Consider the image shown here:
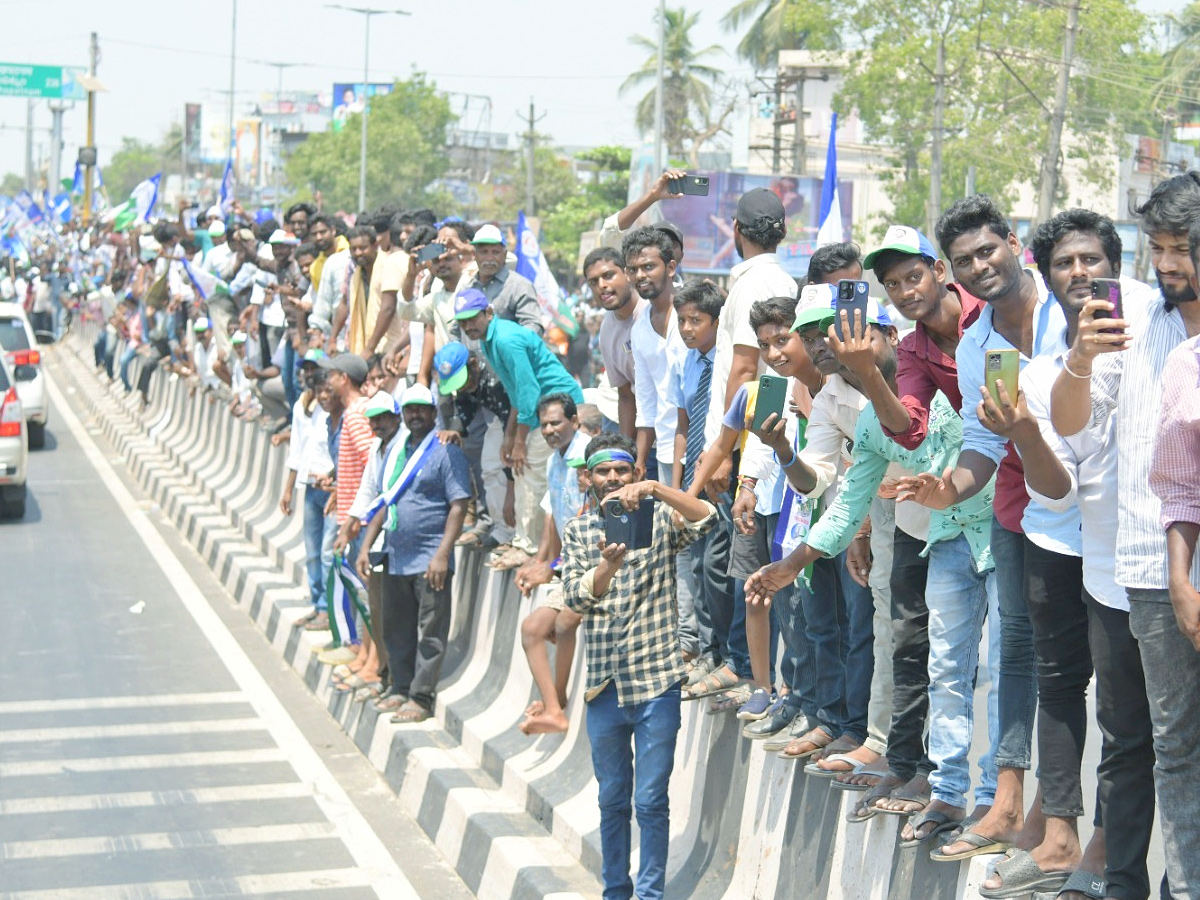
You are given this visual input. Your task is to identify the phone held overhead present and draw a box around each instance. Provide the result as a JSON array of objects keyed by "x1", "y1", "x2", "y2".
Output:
[{"x1": 666, "y1": 175, "x2": 710, "y2": 197}]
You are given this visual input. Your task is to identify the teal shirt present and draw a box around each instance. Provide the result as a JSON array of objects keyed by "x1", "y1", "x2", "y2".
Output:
[
  {"x1": 481, "y1": 315, "x2": 584, "y2": 427},
  {"x1": 806, "y1": 392, "x2": 995, "y2": 572}
]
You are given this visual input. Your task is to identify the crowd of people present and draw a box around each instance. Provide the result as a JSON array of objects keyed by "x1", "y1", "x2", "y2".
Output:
[{"x1": 20, "y1": 164, "x2": 1200, "y2": 900}]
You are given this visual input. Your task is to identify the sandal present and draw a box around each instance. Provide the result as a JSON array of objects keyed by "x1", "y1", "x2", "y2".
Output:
[
  {"x1": 832, "y1": 764, "x2": 891, "y2": 792},
  {"x1": 706, "y1": 684, "x2": 752, "y2": 714},
  {"x1": 354, "y1": 682, "x2": 384, "y2": 702},
  {"x1": 391, "y1": 702, "x2": 432, "y2": 724},
  {"x1": 455, "y1": 530, "x2": 484, "y2": 547},
  {"x1": 847, "y1": 779, "x2": 897, "y2": 823},
  {"x1": 805, "y1": 751, "x2": 865, "y2": 779},
  {"x1": 1055, "y1": 871, "x2": 1108, "y2": 900},
  {"x1": 899, "y1": 809, "x2": 962, "y2": 849},
  {"x1": 929, "y1": 828, "x2": 1013, "y2": 863},
  {"x1": 876, "y1": 782, "x2": 931, "y2": 817},
  {"x1": 977, "y1": 849, "x2": 1071, "y2": 899},
  {"x1": 779, "y1": 727, "x2": 833, "y2": 760},
  {"x1": 685, "y1": 665, "x2": 740, "y2": 700}
]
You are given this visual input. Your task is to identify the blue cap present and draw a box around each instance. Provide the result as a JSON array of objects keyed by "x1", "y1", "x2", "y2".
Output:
[
  {"x1": 452, "y1": 288, "x2": 489, "y2": 320},
  {"x1": 433, "y1": 342, "x2": 470, "y2": 395}
]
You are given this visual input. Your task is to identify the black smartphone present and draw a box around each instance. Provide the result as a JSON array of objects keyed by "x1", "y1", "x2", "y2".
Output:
[
  {"x1": 834, "y1": 279, "x2": 871, "y2": 341},
  {"x1": 666, "y1": 175, "x2": 710, "y2": 196},
  {"x1": 751, "y1": 374, "x2": 788, "y2": 431},
  {"x1": 417, "y1": 242, "x2": 447, "y2": 263},
  {"x1": 604, "y1": 498, "x2": 655, "y2": 551},
  {"x1": 1090, "y1": 278, "x2": 1123, "y2": 320}
]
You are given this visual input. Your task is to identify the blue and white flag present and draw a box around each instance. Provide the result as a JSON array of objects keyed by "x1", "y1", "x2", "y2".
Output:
[
  {"x1": 219, "y1": 155, "x2": 235, "y2": 217},
  {"x1": 363, "y1": 429, "x2": 438, "y2": 530},
  {"x1": 13, "y1": 191, "x2": 43, "y2": 225},
  {"x1": 326, "y1": 555, "x2": 370, "y2": 646},
  {"x1": 51, "y1": 192, "x2": 72, "y2": 225},
  {"x1": 111, "y1": 173, "x2": 161, "y2": 231},
  {"x1": 71, "y1": 161, "x2": 84, "y2": 195},
  {"x1": 180, "y1": 254, "x2": 229, "y2": 300},
  {"x1": 815, "y1": 112, "x2": 843, "y2": 248},
  {"x1": 514, "y1": 210, "x2": 565, "y2": 326}
]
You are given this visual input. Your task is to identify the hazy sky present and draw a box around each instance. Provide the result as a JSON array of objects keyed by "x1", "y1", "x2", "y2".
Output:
[{"x1": 0, "y1": 0, "x2": 1186, "y2": 189}]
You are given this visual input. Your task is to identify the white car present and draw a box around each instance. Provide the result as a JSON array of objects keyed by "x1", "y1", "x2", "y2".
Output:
[
  {"x1": 0, "y1": 301, "x2": 48, "y2": 449},
  {"x1": 0, "y1": 353, "x2": 27, "y2": 518}
]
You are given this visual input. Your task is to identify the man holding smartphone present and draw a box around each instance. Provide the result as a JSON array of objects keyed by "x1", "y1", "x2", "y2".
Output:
[{"x1": 560, "y1": 433, "x2": 716, "y2": 900}]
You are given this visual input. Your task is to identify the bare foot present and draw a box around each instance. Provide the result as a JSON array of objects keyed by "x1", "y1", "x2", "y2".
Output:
[
  {"x1": 901, "y1": 799, "x2": 963, "y2": 843},
  {"x1": 849, "y1": 773, "x2": 904, "y2": 821},
  {"x1": 877, "y1": 774, "x2": 931, "y2": 814},
  {"x1": 811, "y1": 735, "x2": 860, "y2": 763},
  {"x1": 938, "y1": 803, "x2": 1023, "y2": 859},
  {"x1": 818, "y1": 744, "x2": 882, "y2": 773},
  {"x1": 519, "y1": 709, "x2": 569, "y2": 735},
  {"x1": 524, "y1": 700, "x2": 545, "y2": 717},
  {"x1": 983, "y1": 820, "x2": 1082, "y2": 891}
]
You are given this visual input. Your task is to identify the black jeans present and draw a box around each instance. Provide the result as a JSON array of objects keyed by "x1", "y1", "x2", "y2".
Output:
[
  {"x1": 1024, "y1": 539, "x2": 1089, "y2": 818},
  {"x1": 886, "y1": 528, "x2": 932, "y2": 781},
  {"x1": 1087, "y1": 593, "x2": 1154, "y2": 900},
  {"x1": 381, "y1": 571, "x2": 453, "y2": 711}
]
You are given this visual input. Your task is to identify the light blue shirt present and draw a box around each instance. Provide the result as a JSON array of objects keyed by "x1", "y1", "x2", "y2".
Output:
[
  {"x1": 668, "y1": 345, "x2": 717, "y2": 413},
  {"x1": 544, "y1": 429, "x2": 591, "y2": 535}
]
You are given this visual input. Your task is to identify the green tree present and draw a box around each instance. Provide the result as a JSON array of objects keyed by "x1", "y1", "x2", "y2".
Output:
[
  {"x1": 476, "y1": 144, "x2": 581, "y2": 222},
  {"x1": 285, "y1": 74, "x2": 455, "y2": 212},
  {"x1": 540, "y1": 146, "x2": 631, "y2": 279},
  {"x1": 621, "y1": 7, "x2": 723, "y2": 160},
  {"x1": 1151, "y1": 1, "x2": 1200, "y2": 119},
  {"x1": 723, "y1": 0, "x2": 843, "y2": 69}
]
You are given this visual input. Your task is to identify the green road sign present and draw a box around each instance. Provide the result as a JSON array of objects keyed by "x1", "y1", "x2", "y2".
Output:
[{"x1": 0, "y1": 63, "x2": 87, "y2": 100}]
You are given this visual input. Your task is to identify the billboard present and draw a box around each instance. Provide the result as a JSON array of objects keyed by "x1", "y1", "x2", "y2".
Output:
[
  {"x1": 332, "y1": 82, "x2": 393, "y2": 131},
  {"x1": 184, "y1": 103, "x2": 202, "y2": 165},
  {"x1": 655, "y1": 171, "x2": 853, "y2": 278},
  {"x1": 235, "y1": 119, "x2": 262, "y2": 184}
]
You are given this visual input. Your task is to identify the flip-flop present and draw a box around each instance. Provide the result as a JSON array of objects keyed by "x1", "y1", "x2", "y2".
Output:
[
  {"x1": 876, "y1": 784, "x2": 931, "y2": 817},
  {"x1": 805, "y1": 753, "x2": 865, "y2": 779},
  {"x1": 899, "y1": 809, "x2": 962, "y2": 849},
  {"x1": 977, "y1": 849, "x2": 1071, "y2": 899},
  {"x1": 1055, "y1": 870, "x2": 1108, "y2": 900},
  {"x1": 707, "y1": 684, "x2": 752, "y2": 714},
  {"x1": 929, "y1": 828, "x2": 1013, "y2": 863},
  {"x1": 778, "y1": 727, "x2": 833, "y2": 760},
  {"x1": 846, "y1": 781, "x2": 895, "y2": 824},
  {"x1": 832, "y1": 764, "x2": 891, "y2": 792},
  {"x1": 686, "y1": 667, "x2": 741, "y2": 700}
]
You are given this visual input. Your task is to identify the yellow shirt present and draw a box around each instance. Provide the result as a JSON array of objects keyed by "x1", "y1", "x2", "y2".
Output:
[{"x1": 309, "y1": 234, "x2": 350, "y2": 297}]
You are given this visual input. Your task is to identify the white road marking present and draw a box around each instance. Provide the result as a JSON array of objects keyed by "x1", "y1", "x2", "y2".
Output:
[
  {"x1": 0, "y1": 691, "x2": 246, "y2": 714},
  {"x1": 0, "y1": 822, "x2": 338, "y2": 860},
  {"x1": 45, "y1": 374, "x2": 420, "y2": 900},
  {"x1": 0, "y1": 747, "x2": 286, "y2": 777},
  {"x1": 3, "y1": 868, "x2": 375, "y2": 899},
  {"x1": 0, "y1": 717, "x2": 266, "y2": 743},
  {"x1": 0, "y1": 782, "x2": 314, "y2": 816}
]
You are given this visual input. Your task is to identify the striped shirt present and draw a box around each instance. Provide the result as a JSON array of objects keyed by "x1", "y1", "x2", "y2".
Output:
[
  {"x1": 334, "y1": 396, "x2": 375, "y2": 526},
  {"x1": 1151, "y1": 333, "x2": 1200, "y2": 532},
  {"x1": 1090, "y1": 292, "x2": 1200, "y2": 589},
  {"x1": 561, "y1": 499, "x2": 716, "y2": 706}
]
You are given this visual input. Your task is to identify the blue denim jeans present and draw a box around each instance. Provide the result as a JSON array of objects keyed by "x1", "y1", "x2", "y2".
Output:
[
  {"x1": 800, "y1": 554, "x2": 849, "y2": 735},
  {"x1": 833, "y1": 548, "x2": 875, "y2": 742},
  {"x1": 282, "y1": 339, "x2": 300, "y2": 410},
  {"x1": 303, "y1": 486, "x2": 335, "y2": 611},
  {"x1": 926, "y1": 533, "x2": 1001, "y2": 809},
  {"x1": 771, "y1": 576, "x2": 813, "y2": 716},
  {"x1": 991, "y1": 518, "x2": 1036, "y2": 769},
  {"x1": 118, "y1": 345, "x2": 139, "y2": 391},
  {"x1": 587, "y1": 682, "x2": 682, "y2": 900}
]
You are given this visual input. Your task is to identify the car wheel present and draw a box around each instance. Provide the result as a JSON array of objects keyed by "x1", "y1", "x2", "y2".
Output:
[
  {"x1": 27, "y1": 421, "x2": 45, "y2": 450},
  {"x1": 0, "y1": 484, "x2": 25, "y2": 519}
]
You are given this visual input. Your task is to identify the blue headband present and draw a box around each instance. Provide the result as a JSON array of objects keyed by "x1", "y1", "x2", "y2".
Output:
[{"x1": 586, "y1": 449, "x2": 636, "y2": 469}]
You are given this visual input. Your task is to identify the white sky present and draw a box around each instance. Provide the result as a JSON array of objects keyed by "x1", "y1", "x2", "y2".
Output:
[{"x1": 0, "y1": 0, "x2": 1186, "y2": 187}]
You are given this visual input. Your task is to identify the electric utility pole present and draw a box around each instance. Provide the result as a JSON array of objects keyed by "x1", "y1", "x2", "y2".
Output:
[
  {"x1": 1035, "y1": 0, "x2": 1081, "y2": 225},
  {"x1": 519, "y1": 99, "x2": 546, "y2": 215}
]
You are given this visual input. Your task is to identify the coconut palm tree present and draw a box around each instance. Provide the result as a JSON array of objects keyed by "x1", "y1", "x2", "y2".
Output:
[
  {"x1": 621, "y1": 7, "x2": 724, "y2": 160},
  {"x1": 721, "y1": 0, "x2": 843, "y2": 70},
  {"x1": 1152, "y1": 1, "x2": 1200, "y2": 119}
]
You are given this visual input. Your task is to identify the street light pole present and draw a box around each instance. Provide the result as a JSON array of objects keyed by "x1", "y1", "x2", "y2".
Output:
[
  {"x1": 326, "y1": 4, "x2": 410, "y2": 212},
  {"x1": 260, "y1": 61, "x2": 300, "y2": 213}
]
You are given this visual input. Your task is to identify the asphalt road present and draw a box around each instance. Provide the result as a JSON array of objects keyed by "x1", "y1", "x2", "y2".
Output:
[{"x1": 0, "y1": 354, "x2": 474, "y2": 900}]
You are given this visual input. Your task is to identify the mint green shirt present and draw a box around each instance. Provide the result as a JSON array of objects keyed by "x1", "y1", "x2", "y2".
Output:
[{"x1": 806, "y1": 392, "x2": 994, "y2": 572}]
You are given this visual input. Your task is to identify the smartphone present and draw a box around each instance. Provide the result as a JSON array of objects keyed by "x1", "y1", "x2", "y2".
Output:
[
  {"x1": 604, "y1": 498, "x2": 655, "y2": 551},
  {"x1": 1090, "y1": 278, "x2": 1123, "y2": 320},
  {"x1": 417, "y1": 242, "x2": 446, "y2": 263},
  {"x1": 834, "y1": 279, "x2": 871, "y2": 341},
  {"x1": 183, "y1": 209, "x2": 199, "y2": 231},
  {"x1": 751, "y1": 374, "x2": 789, "y2": 431},
  {"x1": 666, "y1": 175, "x2": 710, "y2": 196},
  {"x1": 984, "y1": 348, "x2": 1019, "y2": 406}
]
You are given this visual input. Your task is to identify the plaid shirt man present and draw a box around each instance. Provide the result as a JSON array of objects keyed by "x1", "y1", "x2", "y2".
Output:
[{"x1": 561, "y1": 500, "x2": 716, "y2": 706}]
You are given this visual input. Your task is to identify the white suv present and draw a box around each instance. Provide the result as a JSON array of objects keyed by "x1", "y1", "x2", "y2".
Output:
[
  {"x1": 0, "y1": 301, "x2": 48, "y2": 449},
  {"x1": 0, "y1": 353, "x2": 27, "y2": 518}
]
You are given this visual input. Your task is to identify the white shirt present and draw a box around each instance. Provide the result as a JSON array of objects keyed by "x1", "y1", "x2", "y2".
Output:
[
  {"x1": 706, "y1": 252, "x2": 798, "y2": 441},
  {"x1": 192, "y1": 339, "x2": 221, "y2": 390},
  {"x1": 630, "y1": 304, "x2": 687, "y2": 465},
  {"x1": 285, "y1": 395, "x2": 333, "y2": 485}
]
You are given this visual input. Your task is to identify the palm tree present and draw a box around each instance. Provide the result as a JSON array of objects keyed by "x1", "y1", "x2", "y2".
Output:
[
  {"x1": 1151, "y1": 1, "x2": 1200, "y2": 119},
  {"x1": 721, "y1": 0, "x2": 842, "y2": 70},
  {"x1": 621, "y1": 7, "x2": 724, "y2": 160}
]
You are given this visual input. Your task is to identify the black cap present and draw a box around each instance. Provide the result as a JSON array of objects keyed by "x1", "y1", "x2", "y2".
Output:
[
  {"x1": 735, "y1": 188, "x2": 785, "y2": 227},
  {"x1": 654, "y1": 221, "x2": 685, "y2": 249},
  {"x1": 317, "y1": 353, "x2": 369, "y2": 384}
]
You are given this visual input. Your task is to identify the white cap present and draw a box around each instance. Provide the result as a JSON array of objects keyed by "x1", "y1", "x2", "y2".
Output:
[
  {"x1": 206, "y1": 205, "x2": 224, "y2": 221},
  {"x1": 208, "y1": 221, "x2": 227, "y2": 237},
  {"x1": 470, "y1": 223, "x2": 505, "y2": 246},
  {"x1": 268, "y1": 229, "x2": 300, "y2": 245},
  {"x1": 400, "y1": 383, "x2": 435, "y2": 407},
  {"x1": 231, "y1": 330, "x2": 247, "y2": 344}
]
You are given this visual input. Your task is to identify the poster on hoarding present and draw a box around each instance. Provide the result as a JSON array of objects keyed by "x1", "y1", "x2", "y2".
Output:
[{"x1": 332, "y1": 82, "x2": 393, "y2": 131}]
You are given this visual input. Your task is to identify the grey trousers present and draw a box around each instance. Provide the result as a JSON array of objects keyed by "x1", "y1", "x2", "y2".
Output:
[
  {"x1": 381, "y1": 571, "x2": 453, "y2": 712},
  {"x1": 1128, "y1": 590, "x2": 1200, "y2": 900}
]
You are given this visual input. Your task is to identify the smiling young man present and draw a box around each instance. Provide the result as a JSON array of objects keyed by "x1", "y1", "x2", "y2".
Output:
[
  {"x1": 1050, "y1": 174, "x2": 1200, "y2": 900},
  {"x1": 587, "y1": 247, "x2": 648, "y2": 439},
  {"x1": 560, "y1": 433, "x2": 716, "y2": 900}
]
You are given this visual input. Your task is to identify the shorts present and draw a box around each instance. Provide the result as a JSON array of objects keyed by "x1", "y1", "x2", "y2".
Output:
[
  {"x1": 535, "y1": 582, "x2": 565, "y2": 612},
  {"x1": 727, "y1": 512, "x2": 780, "y2": 581}
]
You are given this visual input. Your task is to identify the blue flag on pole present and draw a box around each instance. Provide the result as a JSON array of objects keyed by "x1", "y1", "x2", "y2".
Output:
[
  {"x1": 219, "y1": 155, "x2": 235, "y2": 217},
  {"x1": 815, "y1": 112, "x2": 843, "y2": 248},
  {"x1": 13, "y1": 191, "x2": 43, "y2": 225},
  {"x1": 71, "y1": 161, "x2": 84, "y2": 194},
  {"x1": 51, "y1": 193, "x2": 72, "y2": 225}
]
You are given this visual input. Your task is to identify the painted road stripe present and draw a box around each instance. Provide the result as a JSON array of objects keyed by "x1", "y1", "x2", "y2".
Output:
[
  {"x1": 0, "y1": 747, "x2": 287, "y2": 777},
  {"x1": 4, "y1": 868, "x2": 374, "y2": 899},
  {"x1": 0, "y1": 782, "x2": 313, "y2": 816},
  {"x1": 0, "y1": 718, "x2": 266, "y2": 744},
  {"x1": 0, "y1": 692, "x2": 245, "y2": 714},
  {"x1": 47, "y1": 364, "x2": 418, "y2": 899},
  {"x1": 0, "y1": 822, "x2": 338, "y2": 859}
]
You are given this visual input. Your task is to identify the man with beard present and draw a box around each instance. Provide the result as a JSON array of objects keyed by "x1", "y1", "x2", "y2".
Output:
[
  {"x1": 587, "y1": 246, "x2": 647, "y2": 438},
  {"x1": 284, "y1": 202, "x2": 316, "y2": 241},
  {"x1": 467, "y1": 224, "x2": 541, "y2": 334},
  {"x1": 308, "y1": 214, "x2": 352, "y2": 338},
  {"x1": 1051, "y1": 174, "x2": 1200, "y2": 900}
]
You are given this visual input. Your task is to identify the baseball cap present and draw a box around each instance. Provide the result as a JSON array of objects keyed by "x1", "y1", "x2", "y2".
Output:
[
  {"x1": 301, "y1": 348, "x2": 327, "y2": 366},
  {"x1": 192, "y1": 316, "x2": 211, "y2": 332},
  {"x1": 655, "y1": 221, "x2": 685, "y2": 249},
  {"x1": 400, "y1": 383, "x2": 436, "y2": 407},
  {"x1": 862, "y1": 225, "x2": 938, "y2": 272},
  {"x1": 317, "y1": 353, "x2": 369, "y2": 383},
  {"x1": 433, "y1": 342, "x2": 470, "y2": 395},
  {"x1": 452, "y1": 288, "x2": 489, "y2": 320},
  {"x1": 206, "y1": 205, "x2": 224, "y2": 221},
  {"x1": 231, "y1": 330, "x2": 248, "y2": 345},
  {"x1": 471, "y1": 224, "x2": 505, "y2": 246},
  {"x1": 791, "y1": 283, "x2": 894, "y2": 332},
  {"x1": 268, "y1": 229, "x2": 300, "y2": 245},
  {"x1": 363, "y1": 390, "x2": 401, "y2": 418},
  {"x1": 207, "y1": 221, "x2": 227, "y2": 238},
  {"x1": 735, "y1": 188, "x2": 785, "y2": 227}
]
